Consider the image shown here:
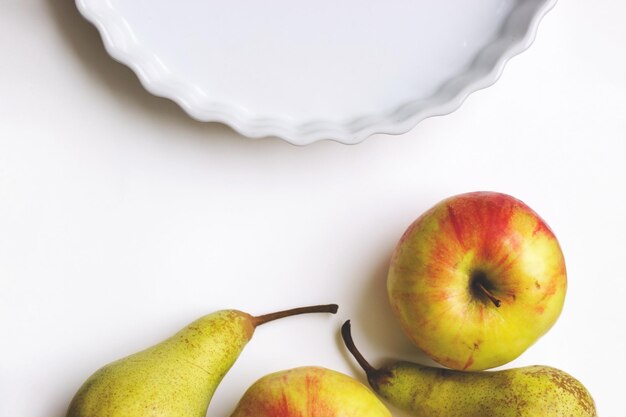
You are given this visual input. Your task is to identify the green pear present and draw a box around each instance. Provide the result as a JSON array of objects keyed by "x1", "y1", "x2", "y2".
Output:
[
  {"x1": 66, "y1": 304, "x2": 338, "y2": 417},
  {"x1": 341, "y1": 321, "x2": 597, "y2": 417},
  {"x1": 229, "y1": 366, "x2": 392, "y2": 417}
]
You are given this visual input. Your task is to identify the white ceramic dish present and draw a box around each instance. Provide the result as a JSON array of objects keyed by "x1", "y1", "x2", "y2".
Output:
[{"x1": 76, "y1": 0, "x2": 556, "y2": 145}]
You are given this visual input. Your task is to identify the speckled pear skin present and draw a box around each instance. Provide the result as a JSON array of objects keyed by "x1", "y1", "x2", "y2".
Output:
[
  {"x1": 66, "y1": 310, "x2": 255, "y2": 417},
  {"x1": 230, "y1": 366, "x2": 393, "y2": 417},
  {"x1": 341, "y1": 321, "x2": 596, "y2": 417},
  {"x1": 373, "y1": 362, "x2": 597, "y2": 417}
]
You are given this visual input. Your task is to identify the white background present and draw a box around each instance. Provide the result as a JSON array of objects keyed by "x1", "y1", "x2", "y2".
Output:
[{"x1": 1, "y1": 1, "x2": 625, "y2": 417}]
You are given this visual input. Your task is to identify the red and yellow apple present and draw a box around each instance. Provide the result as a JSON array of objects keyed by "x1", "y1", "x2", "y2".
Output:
[
  {"x1": 387, "y1": 192, "x2": 567, "y2": 371},
  {"x1": 229, "y1": 366, "x2": 391, "y2": 417}
]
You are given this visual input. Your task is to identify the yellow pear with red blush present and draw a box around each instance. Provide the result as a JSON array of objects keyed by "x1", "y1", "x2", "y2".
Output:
[
  {"x1": 229, "y1": 366, "x2": 392, "y2": 417},
  {"x1": 387, "y1": 192, "x2": 567, "y2": 371}
]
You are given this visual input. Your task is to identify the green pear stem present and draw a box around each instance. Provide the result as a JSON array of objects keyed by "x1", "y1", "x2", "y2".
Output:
[
  {"x1": 476, "y1": 282, "x2": 502, "y2": 307},
  {"x1": 252, "y1": 304, "x2": 338, "y2": 327}
]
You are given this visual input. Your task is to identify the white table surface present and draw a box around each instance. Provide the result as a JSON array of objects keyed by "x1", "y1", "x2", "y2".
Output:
[{"x1": 1, "y1": 1, "x2": 625, "y2": 416}]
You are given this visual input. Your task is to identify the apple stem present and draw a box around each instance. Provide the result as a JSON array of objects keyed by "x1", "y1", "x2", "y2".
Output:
[
  {"x1": 476, "y1": 282, "x2": 501, "y2": 307},
  {"x1": 341, "y1": 320, "x2": 384, "y2": 378},
  {"x1": 252, "y1": 304, "x2": 338, "y2": 327}
]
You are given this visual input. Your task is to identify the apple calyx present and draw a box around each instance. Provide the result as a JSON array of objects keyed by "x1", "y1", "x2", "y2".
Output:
[
  {"x1": 252, "y1": 304, "x2": 339, "y2": 327},
  {"x1": 341, "y1": 320, "x2": 392, "y2": 390},
  {"x1": 470, "y1": 270, "x2": 502, "y2": 308}
]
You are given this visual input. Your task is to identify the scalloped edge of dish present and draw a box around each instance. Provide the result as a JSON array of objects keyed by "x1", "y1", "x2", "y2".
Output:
[{"x1": 76, "y1": 0, "x2": 557, "y2": 145}]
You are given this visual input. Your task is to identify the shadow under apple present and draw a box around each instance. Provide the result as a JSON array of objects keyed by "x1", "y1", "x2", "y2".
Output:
[
  {"x1": 353, "y1": 250, "x2": 439, "y2": 367},
  {"x1": 332, "y1": 249, "x2": 440, "y2": 417}
]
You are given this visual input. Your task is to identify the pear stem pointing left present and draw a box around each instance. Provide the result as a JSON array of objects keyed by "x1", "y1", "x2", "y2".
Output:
[
  {"x1": 341, "y1": 320, "x2": 377, "y2": 376},
  {"x1": 341, "y1": 320, "x2": 393, "y2": 391},
  {"x1": 252, "y1": 304, "x2": 338, "y2": 327}
]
